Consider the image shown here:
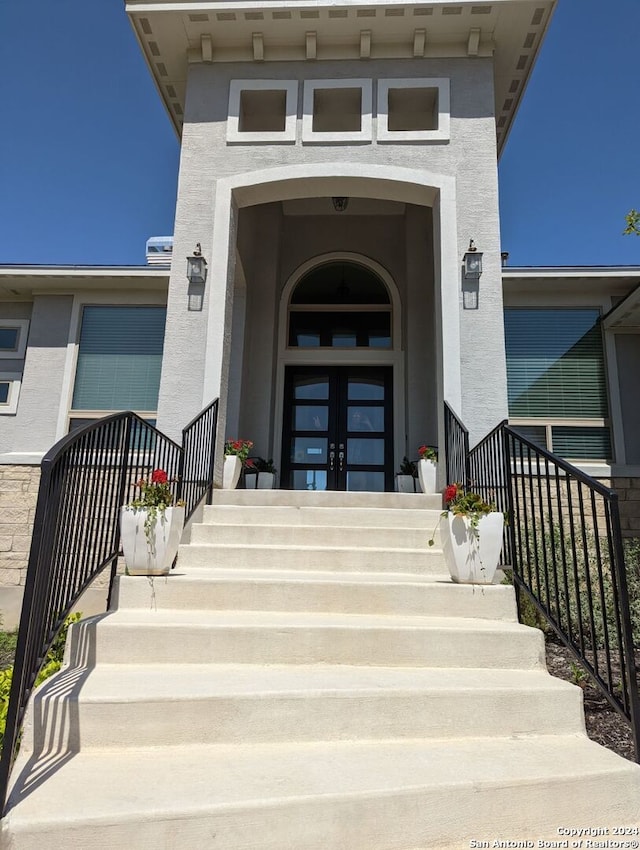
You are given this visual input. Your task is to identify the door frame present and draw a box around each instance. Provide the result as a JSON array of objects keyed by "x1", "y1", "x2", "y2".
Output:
[
  {"x1": 273, "y1": 252, "x2": 404, "y2": 484},
  {"x1": 282, "y1": 364, "x2": 394, "y2": 491}
]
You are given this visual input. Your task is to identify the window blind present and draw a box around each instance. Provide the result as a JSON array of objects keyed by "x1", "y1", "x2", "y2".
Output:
[
  {"x1": 504, "y1": 309, "x2": 607, "y2": 418},
  {"x1": 72, "y1": 306, "x2": 166, "y2": 411}
]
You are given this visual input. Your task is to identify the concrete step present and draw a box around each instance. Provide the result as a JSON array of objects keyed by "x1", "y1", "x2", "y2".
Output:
[
  {"x1": 210, "y1": 489, "x2": 442, "y2": 509},
  {"x1": 190, "y1": 522, "x2": 438, "y2": 550},
  {"x1": 178, "y1": 541, "x2": 445, "y2": 573},
  {"x1": 203, "y1": 503, "x2": 443, "y2": 529},
  {"x1": 29, "y1": 664, "x2": 585, "y2": 750},
  {"x1": 5, "y1": 737, "x2": 640, "y2": 849},
  {"x1": 66, "y1": 610, "x2": 545, "y2": 668},
  {"x1": 113, "y1": 570, "x2": 517, "y2": 620}
]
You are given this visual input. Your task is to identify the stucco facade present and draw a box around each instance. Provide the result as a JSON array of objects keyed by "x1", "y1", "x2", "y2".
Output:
[{"x1": 2, "y1": 0, "x2": 640, "y2": 622}]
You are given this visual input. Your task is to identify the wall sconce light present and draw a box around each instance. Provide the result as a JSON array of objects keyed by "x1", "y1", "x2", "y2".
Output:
[
  {"x1": 186, "y1": 243, "x2": 208, "y2": 285},
  {"x1": 331, "y1": 197, "x2": 349, "y2": 212},
  {"x1": 463, "y1": 239, "x2": 483, "y2": 279}
]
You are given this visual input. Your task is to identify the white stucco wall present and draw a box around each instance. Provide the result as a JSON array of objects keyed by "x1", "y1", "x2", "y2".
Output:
[
  {"x1": 0, "y1": 302, "x2": 33, "y2": 456},
  {"x1": 157, "y1": 56, "x2": 507, "y2": 446},
  {"x1": 10, "y1": 296, "x2": 73, "y2": 455}
]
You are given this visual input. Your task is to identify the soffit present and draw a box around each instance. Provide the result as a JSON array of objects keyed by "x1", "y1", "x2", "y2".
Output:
[
  {"x1": 0, "y1": 267, "x2": 169, "y2": 298},
  {"x1": 126, "y1": 0, "x2": 556, "y2": 154},
  {"x1": 602, "y1": 283, "x2": 640, "y2": 332}
]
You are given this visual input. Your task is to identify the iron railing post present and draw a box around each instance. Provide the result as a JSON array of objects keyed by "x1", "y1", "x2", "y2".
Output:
[{"x1": 610, "y1": 495, "x2": 640, "y2": 762}]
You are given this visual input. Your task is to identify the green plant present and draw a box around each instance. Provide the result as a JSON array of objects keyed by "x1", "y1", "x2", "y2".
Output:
[
  {"x1": 428, "y1": 483, "x2": 499, "y2": 547},
  {"x1": 569, "y1": 661, "x2": 589, "y2": 689},
  {"x1": 399, "y1": 456, "x2": 417, "y2": 477},
  {"x1": 418, "y1": 445, "x2": 437, "y2": 462},
  {"x1": 224, "y1": 439, "x2": 253, "y2": 464},
  {"x1": 517, "y1": 518, "x2": 640, "y2": 651},
  {"x1": 253, "y1": 457, "x2": 277, "y2": 474},
  {"x1": 127, "y1": 468, "x2": 182, "y2": 552},
  {"x1": 0, "y1": 612, "x2": 81, "y2": 753}
]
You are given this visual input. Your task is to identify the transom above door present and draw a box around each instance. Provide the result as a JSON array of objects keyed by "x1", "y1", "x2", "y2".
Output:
[{"x1": 282, "y1": 366, "x2": 393, "y2": 492}]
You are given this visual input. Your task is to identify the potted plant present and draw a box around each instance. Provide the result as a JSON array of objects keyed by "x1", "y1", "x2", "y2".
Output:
[
  {"x1": 243, "y1": 457, "x2": 258, "y2": 489},
  {"x1": 429, "y1": 482, "x2": 504, "y2": 584},
  {"x1": 120, "y1": 468, "x2": 185, "y2": 576},
  {"x1": 396, "y1": 456, "x2": 418, "y2": 493},
  {"x1": 255, "y1": 457, "x2": 277, "y2": 489},
  {"x1": 223, "y1": 439, "x2": 253, "y2": 489},
  {"x1": 417, "y1": 445, "x2": 438, "y2": 494}
]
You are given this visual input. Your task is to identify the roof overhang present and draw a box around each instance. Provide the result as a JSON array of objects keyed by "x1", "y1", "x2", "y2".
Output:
[
  {"x1": 503, "y1": 267, "x2": 640, "y2": 315},
  {"x1": 602, "y1": 283, "x2": 640, "y2": 332},
  {"x1": 125, "y1": 0, "x2": 556, "y2": 155},
  {"x1": 0, "y1": 266, "x2": 170, "y2": 298}
]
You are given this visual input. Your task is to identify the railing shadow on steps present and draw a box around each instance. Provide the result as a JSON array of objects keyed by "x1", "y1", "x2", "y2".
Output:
[
  {"x1": 443, "y1": 403, "x2": 640, "y2": 763},
  {"x1": 0, "y1": 399, "x2": 219, "y2": 814}
]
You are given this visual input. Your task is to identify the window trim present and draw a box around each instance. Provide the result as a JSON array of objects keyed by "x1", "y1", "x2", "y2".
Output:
[
  {"x1": 0, "y1": 374, "x2": 21, "y2": 415},
  {"x1": 0, "y1": 320, "x2": 29, "y2": 359}
]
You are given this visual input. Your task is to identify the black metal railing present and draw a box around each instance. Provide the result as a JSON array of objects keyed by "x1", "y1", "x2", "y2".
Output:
[
  {"x1": 178, "y1": 398, "x2": 219, "y2": 520},
  {"x1": 466, "y1": 419, "x2": 513, "y2": 566},
  {"x1": 457, "y1": 417, "x2": 640, "y2": 762},
  {"x1": 0, "y1": 403, "x2": 219, "y2": 811},
  {"x1": 443, "y1": 402, "x2": 469, "y2": 487}
]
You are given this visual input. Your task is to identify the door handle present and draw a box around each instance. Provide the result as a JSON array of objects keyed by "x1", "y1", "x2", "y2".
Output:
[
  {"x1": 329, "y1": 443, "x2": 336, "y2": 471},
  {"x1": 338, "y1": 443, "x2": 345, "y2": 471}
]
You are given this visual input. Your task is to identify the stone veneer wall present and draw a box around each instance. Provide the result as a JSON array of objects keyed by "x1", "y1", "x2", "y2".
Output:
[
  {"x1": 0, "y1": 464, "x2": 112, "y2": 629},
  {"x1": 613, "y1": 477, "x2": 640, "y2": 537},
  {"x1": 0, "y1": 465, "x2": 40, "y2": 589}
]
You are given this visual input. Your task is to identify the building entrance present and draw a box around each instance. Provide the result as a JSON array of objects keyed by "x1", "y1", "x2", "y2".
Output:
[{"x1": 282, "y1": 365, "x2": 393, "y2": 491}]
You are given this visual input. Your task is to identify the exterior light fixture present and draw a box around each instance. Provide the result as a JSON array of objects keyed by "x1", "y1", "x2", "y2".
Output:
[
  {"x1": 186, "y1": 243, "x2": 207, "y2": 285},
  {"x1": 463, "y1": 239, "x2": 483, "y2": 279},
  {"x1": 331, "y1": 197, "x2": 349, "y2": 213}
]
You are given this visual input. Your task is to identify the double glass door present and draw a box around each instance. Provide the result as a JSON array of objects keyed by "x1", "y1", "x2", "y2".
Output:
[{"x1": 282, "y1": 366, "x2": 393, "y2": 491}]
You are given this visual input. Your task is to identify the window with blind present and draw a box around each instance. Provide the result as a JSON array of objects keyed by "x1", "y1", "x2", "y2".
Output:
[
  {"x1": 504, "y1": 308, "x2": 610, "y2": 460},
  {"x1": 70, "y1": 306, "x2": 166, "y2": 428}
]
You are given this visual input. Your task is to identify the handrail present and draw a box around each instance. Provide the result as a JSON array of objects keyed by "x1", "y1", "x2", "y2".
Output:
[
  {"x1": 0, "y1": 402, "x2": 220, "y2": 812},
  {"x1": 459, "y1": 415, "x2": 640, "y2": 762},
  {"x1": 179, "y1": 398, "x2": 219, "y2": 522},
  {"x1": 443, "y1": 401, "x2": 469, "y2": 487}
]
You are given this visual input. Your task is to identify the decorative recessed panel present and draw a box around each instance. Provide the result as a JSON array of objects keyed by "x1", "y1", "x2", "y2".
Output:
[
  {"x1": 377, "y1": 78, "x2": 450, "y2": 143},
  {"x1": 227, "y1": 80, "x2": 298, "y2": 144}
]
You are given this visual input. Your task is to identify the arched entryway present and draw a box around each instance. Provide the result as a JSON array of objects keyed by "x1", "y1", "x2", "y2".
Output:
[{"x1": 279, "y1": 258, "x2": 398, "y2": 491}]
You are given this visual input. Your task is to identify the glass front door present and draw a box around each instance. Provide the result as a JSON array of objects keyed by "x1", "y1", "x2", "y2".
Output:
[{"x1": 282, "y1": 366, "x2": 393, "y2": 491}]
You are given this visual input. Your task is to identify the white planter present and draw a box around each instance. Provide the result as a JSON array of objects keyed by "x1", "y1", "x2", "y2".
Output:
[
  {"x1": 120, "y1": 505, "x2": 185, "y2": 576},
  {"x1": 257, "y1": 471, "x2": 275, "y2": 489},
  {"x1": 396, "y1": 474, "x2": 416, "y2": 493},
  {"x1": 442, "y1": 511, "x2": 504, "y2": 584},
  {"x1": 244, "y1": 472, "x2": 258, "y2": 489},
  {"x1": 418, "y1": 459, "x2": 437, "y2": 494},
  {"x1": 223, "y1": 454, "x2": 242, "y2": 489}
]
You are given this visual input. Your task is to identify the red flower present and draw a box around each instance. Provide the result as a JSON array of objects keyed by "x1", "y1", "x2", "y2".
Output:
[
  {"x1": 151, "y1": 469, "x2": 168, "y2": 484},
  {"x1": 444, "y1": 483, "x2": 458, "y2": 504}
]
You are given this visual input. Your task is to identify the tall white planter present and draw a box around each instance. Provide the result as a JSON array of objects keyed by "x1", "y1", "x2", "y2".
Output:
[
  {"x1": 417, "y1": 459, "x2": 437, "y2": 494},
  {"x1": 223, "y1": 455, "x2": 242, "y2": 489},
  {"x1": 442, "y1": 511, "x2": 504, "y2": 584},
  {"x1": 396, "y1": 475, "x2": 416, "y2": 493},
  {"x1": 257, "y1": 471, "x2": 275, "y2": 489},
  {"x1": 120, "y1": 505, "x2": 185, "y2": 576}
]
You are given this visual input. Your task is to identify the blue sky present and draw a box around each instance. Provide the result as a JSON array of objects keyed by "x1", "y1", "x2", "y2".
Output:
[{"x1": 0, "y1": 0, "x2": 638, "y2": 267}]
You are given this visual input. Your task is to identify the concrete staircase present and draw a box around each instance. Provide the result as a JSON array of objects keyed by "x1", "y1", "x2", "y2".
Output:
[{"x1": 2, "y1": 490, "x2": 639, "y2": 849}]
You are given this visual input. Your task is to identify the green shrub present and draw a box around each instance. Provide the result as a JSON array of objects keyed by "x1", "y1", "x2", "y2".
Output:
[
  {"x1": 515, "y1": 518, "x2": 640, "y2": 652},
  {"x1": 0, "y1": 612, "x2": 82, "y2": 753}
]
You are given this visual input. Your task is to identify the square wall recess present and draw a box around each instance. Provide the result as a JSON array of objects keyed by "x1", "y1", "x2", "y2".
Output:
[
  {"x1": 227, "y1": 80, "x2": 298, "y2": 143},
  {"x1": 377, "y1": 78, "x2": 450, "y2": 143},
  {"x1": 303, "y1": 79, "x2": 372, "y2": 143}
]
